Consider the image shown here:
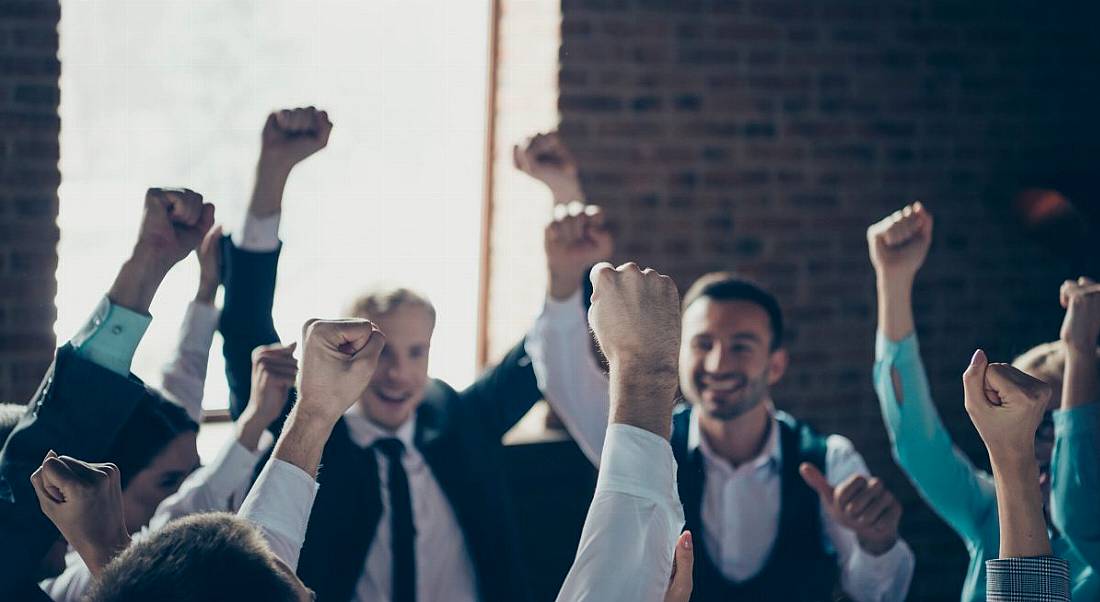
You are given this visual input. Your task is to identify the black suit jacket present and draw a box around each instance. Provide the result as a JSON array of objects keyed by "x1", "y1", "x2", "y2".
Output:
[
  {"x1": 0, "y1": 346, "x2": 155, "y2": 599},
  {"x1": 219, "y1": 239, "x2": 541, "y2": 602}
]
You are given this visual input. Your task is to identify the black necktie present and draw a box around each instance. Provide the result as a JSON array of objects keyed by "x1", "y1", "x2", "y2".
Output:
[{"x1": 375, "y1": 438, "x2": 416, "y2": 602}]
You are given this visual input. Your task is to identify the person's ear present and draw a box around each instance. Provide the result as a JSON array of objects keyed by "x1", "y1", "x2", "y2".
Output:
[{"x1": 767, "y1": 348, "x2": 788, "y2": 385}]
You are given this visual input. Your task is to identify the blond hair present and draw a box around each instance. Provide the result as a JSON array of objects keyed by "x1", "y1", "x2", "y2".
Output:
[{"x1": 345, "y1": 286, "x2": 437, "y2": 326}]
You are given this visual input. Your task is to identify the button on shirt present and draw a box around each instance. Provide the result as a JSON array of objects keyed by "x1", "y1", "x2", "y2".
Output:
[{"x1": 343, "y1": 406, "x2": 479, "y2": 602}]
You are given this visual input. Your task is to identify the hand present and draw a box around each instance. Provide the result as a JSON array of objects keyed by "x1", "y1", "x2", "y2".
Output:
[
  {"x1": 589, "y1": 262, "x2": 681, "y2": 438},
  {"x1": 30, "y1": 452, "x2": 130, "y2": 576},
  {"x1": 800, "y1": 464, "x2": 901, "y2": 556},
  {"x1": 1060, "y1": 277, "x2": 1100, "y2": 354},
  {"x1": 238, "y1": 342, "x2": 299, "y2": 450},
  {"x1": 514, "y1": 131, "x2": 584, "y2": 204},
  {"x1": 664, "y1": 532, "x2": 694, "y2": 602},
  {"x1": 545, "y1": 203, "x2": 614, "y2": 299},
  {"x1": 589, "y1": 262, "x2": 680, "y2": 372},
  {"x1": 137, "y1": 187, "x2": 216, "y2": 271},
  {"x1": 297, "y1": 319, "x2": 386, "y2": 423},
  {"x1": 867, "y1": 202, "x2": 933, "y2": 284},
  {"x1": 963, "y1": 350, "x2": 1052, "y2": 459},
  {"x1": 194, "y1": 224, "x2": 223, "y2": 304},
  {"x1": 260, "y1": 107, "x2": 333, "y2": 170}
]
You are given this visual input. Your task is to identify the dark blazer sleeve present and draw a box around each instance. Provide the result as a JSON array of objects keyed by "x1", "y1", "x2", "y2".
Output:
[
  {"x1": 0, "y1": 346, "x2": 151, "y2": 596},
  {"x1": 458, "y1": 338, "x2": 542, "y2": 441},
  {"x1": 218, "y1": 236, "x2": 286, "y2": 419}
]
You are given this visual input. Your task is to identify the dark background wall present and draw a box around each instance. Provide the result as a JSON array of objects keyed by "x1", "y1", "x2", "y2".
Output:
[
  {"x1": 0, "y1": 1, "x2": 59, "y2": 406},
  {"x1": 557, "y1": 1, "x2": 1100, "y2": 599}
]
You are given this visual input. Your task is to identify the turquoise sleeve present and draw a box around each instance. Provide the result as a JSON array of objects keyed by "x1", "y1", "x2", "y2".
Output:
[{"x1": 70, "y1": 297, "x2": 152, "y2": 377}]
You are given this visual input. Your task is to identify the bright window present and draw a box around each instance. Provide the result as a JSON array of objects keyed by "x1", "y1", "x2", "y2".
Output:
[{"x1": 57, "y1": 1, "x2": 491, "y2": 411}]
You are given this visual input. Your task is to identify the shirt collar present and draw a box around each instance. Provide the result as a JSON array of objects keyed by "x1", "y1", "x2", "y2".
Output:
[
  {"x1": 689, "y1": 405, "x2": 782, "y2": 476},
  {"x1": 343, "y1": 404, "x2": 417, "y2": 450}
]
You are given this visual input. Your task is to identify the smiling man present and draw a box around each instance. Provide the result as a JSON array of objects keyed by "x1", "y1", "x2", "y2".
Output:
[
  {"x1": 519, "y1": 133, "x2": 915, "y2": 602},
  {"x1": 218, "y1": 108, "x2": 543, "y2": 602}
]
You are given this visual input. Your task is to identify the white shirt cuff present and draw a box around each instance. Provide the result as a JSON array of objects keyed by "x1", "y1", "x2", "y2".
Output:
[
  {"x1": 598, "y1": 424, "x2": 680, "y2": 513},
  {"x1": 847, "y1": 538, "x2": 915, "y2": 600},
  {"x1": 232, "y1": 211, "x2": 281, "y2": 252},
  {"x1": 238, "y1": 458, "x2": 319, "y2": 569},
  {"x1": 178, "y1": 301, "x2": 220, "y2": 353}
]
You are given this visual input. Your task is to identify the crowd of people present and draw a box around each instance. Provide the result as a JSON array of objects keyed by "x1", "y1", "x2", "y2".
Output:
[{"x1": 0, "y1": 106, "x2": 1096, "y2": 601}]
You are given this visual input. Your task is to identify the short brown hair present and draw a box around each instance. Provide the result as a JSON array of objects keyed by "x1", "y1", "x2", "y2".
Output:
[
  {"x1": 1013, "y1": 340, "x2": 1100, "y2": 384},
  {"x1": 345, "y1": 286, "x2": 436, "y2": 326},
  {"x1": 87, "y1": 513, "x2": 300, "y2": 602},
  {"x1": 682, "y1": 272, "x2": 784, "y2": 351}
]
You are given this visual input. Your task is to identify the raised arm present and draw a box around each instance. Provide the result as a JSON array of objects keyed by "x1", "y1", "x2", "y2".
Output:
[
  {"x1": 239, "y1": 318, "x2": 384, "y2": 569},
  {"x1": 159, "y1": 225, "x2": 223, "y2": 422},
  {"x1": 556, "y1": 262, "x2": 686, "y2": 602},
  {"x1": 868, "y1": 203, "x2": 994, "y2": 541},
  {"x1": 526, "y1": 203, "x2": 615, "y2": 464},
  {"x1": 221, "y1": 107, "x2": 331, "y2": 417},
  {"x1": 1051, "y1": 277, "x2": 1100, "y2": 569},
  {"x1": 963, "y1": 353, "x2": 1071, "y2": 600}
]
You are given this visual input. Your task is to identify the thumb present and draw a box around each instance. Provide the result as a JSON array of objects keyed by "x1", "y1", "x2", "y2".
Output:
[
  {"x1": 799, "y1": 462, "x2": 834, "y2": 503},
  {"x1": 962, "y1": 349, "x2": 989, "y2": 406},
  {"x1": 665, "y1": 531, "x2": 694, "y2": 602},
  {"x1": 351, "y1": 329, "x2": 386, "y2": 364}
]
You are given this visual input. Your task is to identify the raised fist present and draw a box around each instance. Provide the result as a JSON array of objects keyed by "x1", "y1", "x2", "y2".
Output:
[
  {"x1": 30, "y1": 452, "x2": 130, "y2": 575},
  {"x1": 195, "y1": 224, "x2": 223, "y2": 304},
  {"x1": 963, "y1": 350, "x2": 1052, "y2": 457},
  {"x1": 514, "y1": 131, "x2": 583, "y2": 204},
  {"x1": 546, "y1": 202, "x2": 614, "y2": 299},
  {"x1": 1060, "y1": 277, "x2": 1100, "y2": 354},
  {"x1": 867, "y1": 202, "x2": 933, "y2": 282},
  {"x1": 245, "y1": 342, "x2": 298, "y2": 429},
  {"x1": 588, "y1": 262, "x2": 680, "y2": 373},
  {"x1": 138, "y1": 187, "x2": 215, "y2": 270},
  {"x1": 260, "y1": 106, "x2": 333, "y2": 169},
  {"x1": 297, "y1": 318, "x2": 386, "y2": 422},
  {"x1": 800, "y1": 464, "x2": 901, "y2": 556}
]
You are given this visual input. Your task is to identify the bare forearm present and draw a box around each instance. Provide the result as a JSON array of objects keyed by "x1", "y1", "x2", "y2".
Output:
[
  {"x1": 270, "y1": 405, "x2": 335, "y2": 478},
  {"x1": 550, "y1": 180, "x2": 585, "y2": 206},
  {"x1": 107, "y1": 253, "x2": 171, "y2": 315},
  {"x1": 548, "y1": 271, "x2": 585, "y2": 301},
  {"x1": 608, "y1": 364, "x2": 677, "y2": 440},
  {"x1": 249, "y1": 155, "x2": 292, "y2": 218},
  {"x1": 1062, "y1": 349, "x2": 1099, "y2": 411},
  {"x1": 991, "y1": 449, "x2": 1051, "y2": 558},
  {"x1": 235, "y1": 408, "x2": 272, "y2": 453},
  {"x1": 77, "y1": 531, "x2": 131, "y2": 577},
  {"x1": 876, "y1": 276, "x2": 916, "y2": 342}
]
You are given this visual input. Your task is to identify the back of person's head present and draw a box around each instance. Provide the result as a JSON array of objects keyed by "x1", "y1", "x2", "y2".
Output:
[
  {"x1": 346, "y1": 285, "x2": 437, "y2": 326},
  {"x1": 108, "y1": 394, "x2": 198, "y2": 488},
  {"x1": 86, "y1": 512, "x2": 301, "y2": 602},
  {"x1": 1013, "y1": 340, "x2": 1100, "y2": 403},
  {"x1": 0, "y1": 403, "x2": 27, "y2": 445},
  {"x1": 682, "y1": 272, "x2": 785, "y2": 351}
]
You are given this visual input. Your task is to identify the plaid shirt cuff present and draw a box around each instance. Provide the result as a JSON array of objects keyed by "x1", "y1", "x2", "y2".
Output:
[{"x1": 986, "y1": 556, "x2": 1070, "y2": 602}]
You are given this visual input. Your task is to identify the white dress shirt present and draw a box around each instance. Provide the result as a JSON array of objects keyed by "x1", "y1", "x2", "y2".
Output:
[
  {"x1": 239, "y1": 456, "x2": 320, "y2": 570},
  {"x1": 343, "y1": 405, "x2": 480, "y2": 602},
  {"x1": 527, "y1": 292, "x2": 915, "y2": 602},
  {"x1": 556, "y1": 423, "x2": 685, "y2": 602},
  {"x1": 158, "y1": 300, "x2": 221, "y2": 423}
]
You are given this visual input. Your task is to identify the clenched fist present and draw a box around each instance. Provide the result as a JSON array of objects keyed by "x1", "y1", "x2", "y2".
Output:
[
  {"x1": 963, "y1": 350, "x2": 1052, "y2": 458},
  {"x1": 138, "y1": 187, "x2": 215, "y2": 270},
  {"x1": 867, "y1": 202, "x2": 933, "y2": 283},
  {"x1": 260, "y1": 106, "x2": 333, "y2": 169},
  {"x1": 1060, "y1": 277, "x2": 1100, "y2": 354},
  {"x1": 589, "y1": 262, "x2": 680, "y2": 372},
  {"x1": 800, "y1": 464, "x2": 902, "y2": 556},
  {"x1": 297, "y1": 318, "x2": 386, "y2": 423},
  {"x1": 515, "y1": 131, "x2": 584, "y2": 204},
  {"x1": 30, "y1": 452, "x2": 130, "y2": 576},
  {"x1": 238, "y1": 342, "x2": 299, "y2": 448},
  {"x1": 546, "y1": 202, "x2": 613, "y2": 299}
]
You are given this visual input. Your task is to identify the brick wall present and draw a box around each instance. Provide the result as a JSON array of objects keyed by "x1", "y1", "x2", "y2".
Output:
[
  {"x1": 0, "y1": 1, "x2": 60, "y2": 405},
  {"x1": 557, "y1": 1, "x2": 1100, "y2": 599}
]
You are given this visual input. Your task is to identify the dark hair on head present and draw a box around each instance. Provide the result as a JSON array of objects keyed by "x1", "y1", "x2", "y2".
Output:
[
  {"x1": 87, "y1": 512, "x2": 301, "y2": 602},
  {"x1": 682, "y1": 272, "x2": 785, "y2": 351},
  {"x1": 0, "y1": 403, "x2": 28, "y2": 446},
  {"x1": 107, "y1": 394, "x2": 198, "y2": 488}
]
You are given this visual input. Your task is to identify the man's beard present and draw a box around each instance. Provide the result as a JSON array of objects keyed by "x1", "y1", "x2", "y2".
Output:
[{"x1": 695, "y1": 371, "x2": 771, "y2": 421}]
